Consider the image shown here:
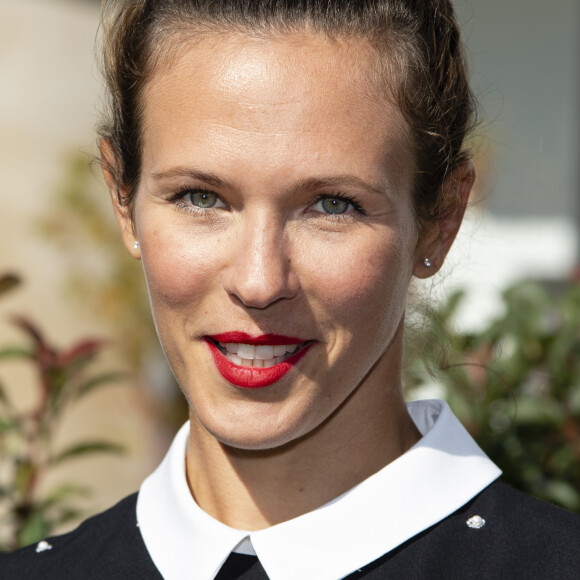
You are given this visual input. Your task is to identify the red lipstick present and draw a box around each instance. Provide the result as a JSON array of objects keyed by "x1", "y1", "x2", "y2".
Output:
[
  {"x1": 205, "y1": 333, "x2": 312, "y2": 389},
  {"x1": 209, "y1": 332, "x2": 304, "y2": 345}
]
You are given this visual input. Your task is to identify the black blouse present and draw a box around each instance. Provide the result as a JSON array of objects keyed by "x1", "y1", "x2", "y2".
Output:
[{"x1": 2, "y1": 480, "x2": 580, "y2": 579}]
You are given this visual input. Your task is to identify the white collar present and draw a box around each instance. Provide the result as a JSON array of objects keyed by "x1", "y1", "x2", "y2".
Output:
[{"x1": 137, "y1": 400, "x2": 501, "y2": 580}]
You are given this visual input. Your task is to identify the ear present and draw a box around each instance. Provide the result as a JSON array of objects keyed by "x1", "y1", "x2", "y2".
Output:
[
  {"x1": 99, "y1": 139, "x2": 141, "y2": 260},
  {"x1": 413, "y1": 160, "x2": 475, "y2": 279}
]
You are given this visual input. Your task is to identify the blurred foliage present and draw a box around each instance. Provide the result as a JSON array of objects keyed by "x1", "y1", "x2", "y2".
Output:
[
  {"x1": 0, "y1": 276, "x2": 125, "y2": 551},
  {"x1": 405, "y1": 279, "x2": 580, "y2": 513},
  {"x1": 38, "y1": 153, "x2": 186, "y2": 428},
  {"x1": 38, "y1": 154, "x2": 154, "y2": 370}
]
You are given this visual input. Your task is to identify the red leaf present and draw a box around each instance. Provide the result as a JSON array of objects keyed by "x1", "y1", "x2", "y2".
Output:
[
  {"x1": 12, "y1": 316, "x2": 56, "y2": 372},
  {"x1": 12, "y1": 316, "x2": 45, "y2": 346},
  {"x1": 55, "y1": 340, "x2": 103, "y2": 368}
]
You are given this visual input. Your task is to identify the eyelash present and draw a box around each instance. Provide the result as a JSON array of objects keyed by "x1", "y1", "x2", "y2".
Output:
[
  {"x1": 168, "y1": 187, "x2": 221, "y2": 214},
  {"x1": 310, "y1": 193, "x2": 367, "y2": 217},
  {"x1": 168, "y1": 188, "x2": 367, "y2": 217}
]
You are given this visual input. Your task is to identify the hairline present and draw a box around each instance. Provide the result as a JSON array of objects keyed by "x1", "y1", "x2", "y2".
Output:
[{"x1": 132, "y1": 20, "x2": 416, "y2": 205}]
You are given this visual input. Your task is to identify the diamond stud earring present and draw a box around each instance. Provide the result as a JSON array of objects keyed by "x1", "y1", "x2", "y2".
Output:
[
  {"x1": 424, "y1": 258, "x2": 432, "y2": 267},
  {"x1": 133, "y1": 241, "x2": 140, "y2": 250}
]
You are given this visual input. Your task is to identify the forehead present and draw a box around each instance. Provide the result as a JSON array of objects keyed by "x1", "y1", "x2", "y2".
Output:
[{"x1": 140, "y1": 31, "x2": 412, "y2": 189}]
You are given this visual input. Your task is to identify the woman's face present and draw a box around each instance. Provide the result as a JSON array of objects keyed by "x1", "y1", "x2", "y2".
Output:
[{"x1": 114, "y1": 32, "x2": 428, "y2": 450}]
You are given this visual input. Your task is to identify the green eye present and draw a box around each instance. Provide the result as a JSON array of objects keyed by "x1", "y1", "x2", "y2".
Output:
[
  {"x1": 320, "y1": 197, "x2": 349, "y2": 214},
  {"x1": 189, "y1": 190, "x2": 218, "y2": 208}
]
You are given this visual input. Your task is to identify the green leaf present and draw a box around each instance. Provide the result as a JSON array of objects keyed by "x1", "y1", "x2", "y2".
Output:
[
  {"x1": 15, "y1": 461, "x2": 35, "y2": 496},
  {"x1": 0, "y1": 346, "x2": 33, "y2": 360},
  {"x1": 0, "y1": 417, "x2": 17, "y2": 433},
  {"x1": 0, "y1": 379, "x2": 13, "y2": 408},
  {"x1": 51, "y1": 507, "x2": 83, "y2": 527},
  {"x1": 512, "y1": 397, "x2": 564, "y2": 426},
  {"x1": 440, "y1": 289, "x2": 466, "y2": 320},
  {"x1": 541, "y1": 481, "x2": 580, "y2": 512},
  {"x1": 17, "y1": 511, "x2": 50, "y2": 548},
  {"x1": 50, "y1": 441, "x2": 125, "y2": 466},
  {"x1": 75, "y1": 371, "x2": 127, "y2": 399}
]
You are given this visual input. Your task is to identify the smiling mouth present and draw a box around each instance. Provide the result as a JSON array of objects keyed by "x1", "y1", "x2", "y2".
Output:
[
  {"x1": 204, "y1": 333, "x2": 313, "y2": 388},
  {"x1": 209, "y1": 340, "x2": 305, "y2": 368}
]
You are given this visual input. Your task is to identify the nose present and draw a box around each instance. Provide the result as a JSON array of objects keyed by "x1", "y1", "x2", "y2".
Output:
[{"x1": 222, "y1": 214, "x2": 300, "y2": 309}]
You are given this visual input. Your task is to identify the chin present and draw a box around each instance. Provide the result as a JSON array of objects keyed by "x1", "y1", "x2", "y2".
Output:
[
  {"x1": 210, "y1": 427, "x2": 304, "y2": 453},
  {"x1": 194, "y1": 402, "x2": 314, "y2": 453}
]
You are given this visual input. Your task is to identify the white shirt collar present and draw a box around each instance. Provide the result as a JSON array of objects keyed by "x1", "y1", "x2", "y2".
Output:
[{"x1": 137, "y1": 400, "x2": 501, "y2": 580}]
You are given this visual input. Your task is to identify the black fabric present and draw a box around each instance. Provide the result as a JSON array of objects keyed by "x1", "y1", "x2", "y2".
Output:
[
  {"x1": 347, "y1": 482, "x2": 580, "y2": 579},
  {"x1": 214, "y1": 553, "x2": 268, "y2": 580},
  {"x1": 1, "y1": 481, "x2": 579, "y2": 579},
  {"x1": 0, "y1": 494, "x2": 162, "y2": 580}
]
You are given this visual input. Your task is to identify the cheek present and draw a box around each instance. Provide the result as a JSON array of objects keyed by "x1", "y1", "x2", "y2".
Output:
[
  {"x1": 301, "y1": 229, "x2": 413, "y2": 328},
  {"x1": 138, "y1": 223, "x2": 221, "y2": 311}
]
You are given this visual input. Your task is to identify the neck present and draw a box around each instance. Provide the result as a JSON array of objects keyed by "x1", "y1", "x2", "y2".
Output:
[{"x1": 185, "y1": 352, "x2": 420, "y2": 530}]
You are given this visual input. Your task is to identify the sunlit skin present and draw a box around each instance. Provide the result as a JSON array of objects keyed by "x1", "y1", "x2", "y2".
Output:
[{"x1": 104, "y1": 31, "x2": 474, "y2": 530}]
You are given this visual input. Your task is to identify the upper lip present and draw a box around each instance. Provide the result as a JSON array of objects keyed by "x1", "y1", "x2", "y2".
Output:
[{"x1": 207, "y1": 332, "x2": 307, "y2": 345}]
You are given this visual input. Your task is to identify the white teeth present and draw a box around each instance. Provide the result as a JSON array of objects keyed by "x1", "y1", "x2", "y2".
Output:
[
  {"x1": 255, "y1": 345, "x2": 274, "y2": 360},
  {"x1": 273, "y1": 344, "x2": 286, "y2": 356},
  {"x1": 237, "y1": 344, "x2": 256, "y2": 359},
  {"x1": 218, "y1": 341, "x2": 305, "y2": 367},
  {"x1": 225, "y1": 355, "x2": 286, "y2": 368}
]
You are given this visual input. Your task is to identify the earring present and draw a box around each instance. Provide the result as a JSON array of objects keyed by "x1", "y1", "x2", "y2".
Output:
[
  {"x1": 133, "y1": 241, "x2": 140, "y2": 250},
  {"x1": 424, "y1": 258, "x2": 432, "y2": 267}
]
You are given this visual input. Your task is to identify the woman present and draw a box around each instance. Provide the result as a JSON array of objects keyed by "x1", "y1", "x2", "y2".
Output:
[{"x1": 3, "y1": 0, "x2": 580, "y2": 578}]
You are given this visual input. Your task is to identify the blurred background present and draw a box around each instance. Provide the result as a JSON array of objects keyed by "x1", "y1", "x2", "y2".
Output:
[{"x1": 0, "y1": 0, "x2": 578, "y2": 548}]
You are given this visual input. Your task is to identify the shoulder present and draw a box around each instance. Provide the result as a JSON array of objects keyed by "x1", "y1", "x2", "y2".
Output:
[
  {"x1": 0, "y1": 493, "x2": 162, "y2": 580},
  {"x1": 453, "y1": 480, "x2": 580, "y2": 561},
  {"x1": 356, "y1": 481, "x2": 580, "y2": 579},
  {"x1": 470, "y1": 479, "x2": 580, "y2": 534}
]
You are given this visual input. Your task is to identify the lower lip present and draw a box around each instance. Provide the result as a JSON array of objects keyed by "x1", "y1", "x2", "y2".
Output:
[{"x1": 205, "y1": 339, "x2": 312, "y2": 389}]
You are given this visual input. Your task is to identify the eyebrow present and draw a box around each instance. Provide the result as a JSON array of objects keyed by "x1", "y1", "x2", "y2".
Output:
[
  {"x1": 150, "y1": 167, "x2": 387, "y2": 198},
  {"x1": 151, "y1": 168, "x2": 233, "y2": 189},
  {"x1": 292, "y1": 176, "x2": 386, "y2": 198}
]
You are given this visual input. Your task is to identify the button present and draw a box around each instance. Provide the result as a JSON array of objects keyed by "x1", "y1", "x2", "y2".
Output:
[
  {"x1": 35, "y1": 540, "x2": 53, "y2": 553},
  {"x1": 466, "y1": 515, "x2": 486, "y2": 529}
]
